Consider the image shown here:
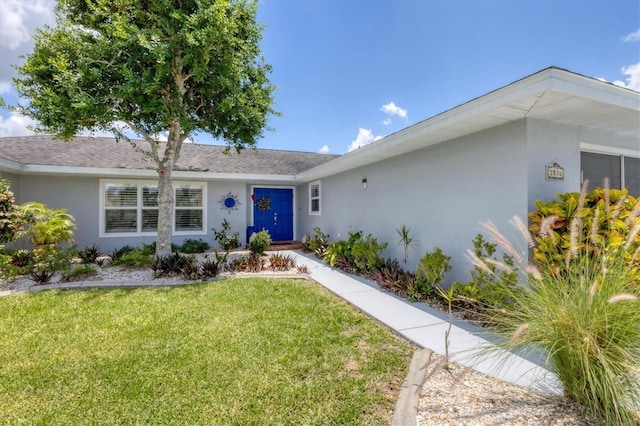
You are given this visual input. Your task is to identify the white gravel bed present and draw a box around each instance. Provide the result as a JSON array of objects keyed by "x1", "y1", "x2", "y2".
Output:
[
  {"x1": 0, "y1": 251, "x2": 304, "y2": 293},
  {"x1": 416, "y1": 352, "x2": 602, "y2": 425}
]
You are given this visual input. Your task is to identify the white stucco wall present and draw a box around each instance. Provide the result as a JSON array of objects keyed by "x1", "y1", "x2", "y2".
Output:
[
  {"x1": 526, "y1": 119, "x2": 582, "y2": 210},
  {"x1": 9, "y1": 175, "x2": 250, "y2": 251},
  {"x1": 526, "y1": 118, "x2": 640, "y2": 209},
  {"x1": 298, "y1": 120, "x2": 529, "y2": 284},
  {"x1": 10, "y1": 175, "x2": 103, "y2": 250}
]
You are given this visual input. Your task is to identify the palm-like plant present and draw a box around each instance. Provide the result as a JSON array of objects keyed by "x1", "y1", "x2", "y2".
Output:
[
  {"x1": 396, "y1": 225, "x2": 418, "y2": 267},
  {"x1": 21, "y1": 202, "x2": 76, "y2": 247}
]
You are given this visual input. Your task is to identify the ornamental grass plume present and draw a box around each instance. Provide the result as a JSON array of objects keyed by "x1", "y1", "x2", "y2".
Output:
[{"x1": 476, "y1": 183, "x2": 640, "y2": 425}]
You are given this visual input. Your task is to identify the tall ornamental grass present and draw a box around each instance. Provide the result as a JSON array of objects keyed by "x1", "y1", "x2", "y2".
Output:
[{"x1": 474, "y1": 184, "x2": 640, "y2": 425}]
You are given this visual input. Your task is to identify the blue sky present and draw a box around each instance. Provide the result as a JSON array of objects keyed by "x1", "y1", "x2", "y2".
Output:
[{"x1": 1, "y1": 0, "x2": 639, "y2": 154}]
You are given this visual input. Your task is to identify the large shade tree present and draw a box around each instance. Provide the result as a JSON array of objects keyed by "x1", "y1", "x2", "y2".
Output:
[{"x1": 13, "y1": 0, "x2": 276, "y2": 256}]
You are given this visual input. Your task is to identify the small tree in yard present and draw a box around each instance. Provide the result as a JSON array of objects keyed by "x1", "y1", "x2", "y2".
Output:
[
  {"x1": 0, "y1": 177, "x2": 25, "y2": 245},
  {"x1": 13, "y1": 0, "x2": 276, "y2": 257}
]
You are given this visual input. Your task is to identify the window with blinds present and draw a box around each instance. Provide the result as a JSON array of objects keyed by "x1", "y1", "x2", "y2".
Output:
[
  {"x1": 175, "y1": 186, "x2": 204, "y2": 231},
  {"x1": 581, "y1": 152, "x2": 640, "y2": 197},
  {"x1": 104, "y1": 184, "x2": 139, "y2": 233},
  {"x1": 309, "y1": 180, "x2": 321, "y2": 215},
  {"x1": 101, "y1": 180, "x2": 206, "y2": 236}
]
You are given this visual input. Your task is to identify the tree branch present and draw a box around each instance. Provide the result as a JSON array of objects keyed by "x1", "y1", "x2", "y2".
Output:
[{"x1": 123, "y1": 120, "x2": 160, "y2": 164}]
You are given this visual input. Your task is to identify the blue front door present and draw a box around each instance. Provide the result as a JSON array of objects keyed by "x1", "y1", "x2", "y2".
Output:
[{"x1": 253, "y1": 188, "x2": 293, "y2": 241}]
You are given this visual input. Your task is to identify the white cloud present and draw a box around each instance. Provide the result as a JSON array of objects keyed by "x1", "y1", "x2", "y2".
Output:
[
  {"x1": 319, "y1": 144, "x2": 330, "y2": 154},
  {"x1": 0, "y1": 1, "x2": 55, "y2": 100},
  {"x1": 621, "y1": 29, "x2": 640, "y2": 42},
  {"x1": 347, "y1": 128, "x2": 383, "y2": 152},
  {"x1": 381, "y1": 118, "x2": 392, "y2": 126},
  {"x1": 0, "y1": 82, "x2": 11, "y2": 95},
  {"x1": 0, "y1": 111, "x2": 37, "y2": 137},
  {"x1": 0, "y1": 1, "x2": 54, "y2": 50},
  {"x1": 612, "y1": 62, "x2": 640, "y2": 92},
  {"x1": 380, "y1": 102, "x2": 407, "y2": 119}
]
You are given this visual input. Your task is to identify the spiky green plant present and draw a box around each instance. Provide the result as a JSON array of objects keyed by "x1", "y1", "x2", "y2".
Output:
[
  {"x1": 477, "y1": 185, "x2": 640, "y2": 425},
  {"x1": 396, "y1": 225, "x2": 418, "y2": 267}
]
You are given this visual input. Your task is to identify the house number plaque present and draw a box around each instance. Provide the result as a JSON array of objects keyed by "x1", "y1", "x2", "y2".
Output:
[{"x1": 545, "y1": 162, "x2": 564, "y2": 181}]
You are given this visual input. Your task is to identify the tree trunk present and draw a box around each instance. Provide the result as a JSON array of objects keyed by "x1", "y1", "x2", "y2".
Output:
[
  {"x1": 156, "y1": 164, "x2": 174, "y2": 257},
  {"x1": 156, "y1": 56, "x2": 187, "y2": 258},
  {"x1": 156, "y1": 126, "x2": 182, "y2": 258}
]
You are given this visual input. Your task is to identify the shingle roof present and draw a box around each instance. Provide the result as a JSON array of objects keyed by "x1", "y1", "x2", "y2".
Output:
[{"x1": 0, "y1": 135, "x2": 339, "y2": 175}]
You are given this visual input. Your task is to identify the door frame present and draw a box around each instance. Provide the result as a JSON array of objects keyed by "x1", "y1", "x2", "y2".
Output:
[{"x1": 249, "y1": 185, "x2": 296, "y2": 241}]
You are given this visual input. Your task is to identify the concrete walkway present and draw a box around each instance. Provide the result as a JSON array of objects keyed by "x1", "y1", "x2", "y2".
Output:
[
  {"x1": 290, "y1": 251, "x2": 562, "y2": 395},
  {"x1": 1, "y1": 249, "x2": 561, "y2": 395}
]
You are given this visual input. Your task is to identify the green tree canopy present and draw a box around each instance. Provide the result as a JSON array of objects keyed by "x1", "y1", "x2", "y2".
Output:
[{"x1": 13, "y1": 0, "x2": 277, "y2": 255}]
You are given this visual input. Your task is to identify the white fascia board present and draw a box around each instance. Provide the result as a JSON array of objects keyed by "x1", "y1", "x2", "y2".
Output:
[
  {"x1": 12, "y1": 164, "x2": 297, "y2": 183},
  {"x1": 20, "y1": 165, "x2": 157, "y2": 177},
  {"x1": 172, "y1": 170, "x2": 297, "y2": 182},
  {"x1": 546, "y1": 69, "x2": 640, "y2": 110},
  {"x1": 0, "y1": 157, "x2": 23, "y2": 173}
]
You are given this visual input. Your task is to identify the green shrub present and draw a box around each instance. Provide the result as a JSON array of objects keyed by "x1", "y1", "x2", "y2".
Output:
[
  {"x1": 108, "y1": 246, "x2": 134, "y2": 263},
  {"x1": 323, "y1": 230, "x2": 387, "y2": 273},
  {"x1": 302, "y1": 227, "x2": 329, "y2": 258},
  {"x1": 21, "y1": 202, "x2": 75, "y2": 247},
  {"x1": 249, "y1": 230, "x2": 271, "y2": 256},
  {"x1": 529, "y1": 186, "x2": 639, "y2": 274},
  {"x1": 323, "y1": 230, "x2": 362, "y2": 269},
  {"x1": 180, "y1": 238, "x2": 210, "y2": 254},
  {"x1": 139, "y1": 243, "x2": 157, "y2": 256},
  {"x1": 30, "y1": 247, "x2": 72, "y2": 285},
  {"x1": 10, "y1": 249, "x2": 34, "y2": 268},
  {"x1": 0, "y1": 176, "x2": 25, "y2": 245},
  {"x1": 0, "y1": 254, "x2": 20, "y2": 280},
  {"x1": 351, "y1": 234, "x2": 387, "y2": 272},
  {"x1": 61, "y1": 264, "x2": 97, "y2": 282},
  {"x1": 111, "y1": 248, "x2": 153, "y2": 268},
  {"x1": 212, "y1": 219, "x2": 240, "y2": 251},
  {"x1": 454, "y1": 233, "x2": 520, "y2": 311},
  {"x1": 415, "y1": 247, "x2": 451, "y2": 297},
  {"x1": 480, "y1": 187, "x2": 640, "y2": 425}
]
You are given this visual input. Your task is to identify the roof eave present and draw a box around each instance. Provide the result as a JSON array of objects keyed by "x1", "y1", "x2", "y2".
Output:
[
  {"x1": 0, "y1": 157, "x2": 24, "y2": 174},
  {"x1": 295, "y1": 68, "x2": 640, "y2": 183},
  {"x1": 0, "y1": 164, "x2": 297, "y2": 183}
]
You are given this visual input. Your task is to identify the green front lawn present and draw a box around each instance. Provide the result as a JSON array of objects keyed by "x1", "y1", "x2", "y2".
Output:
[{"x1": 0, "y1": 278, "x2": 414, "y2": 425}]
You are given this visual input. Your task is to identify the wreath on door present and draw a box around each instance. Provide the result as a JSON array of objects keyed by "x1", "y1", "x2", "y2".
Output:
[{"x1": 257, "y1": 197, "x2": 271, "y2": 212}]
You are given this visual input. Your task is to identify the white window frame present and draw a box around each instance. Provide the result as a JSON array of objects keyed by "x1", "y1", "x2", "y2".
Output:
[
  {"x1": 309, "y1": 180, "x2": 321, "y2": 215},
  {"x1": 580, "y1": 143, "x2": 640, "y2": 194},
  {"x1": 99, "y1": 179, "x2": 207, "y2": 238}
]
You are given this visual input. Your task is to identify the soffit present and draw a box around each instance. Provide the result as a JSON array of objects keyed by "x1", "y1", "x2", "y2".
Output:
[{"x1": 526, "y1": 91, "x2": 640, "y2": 137}]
